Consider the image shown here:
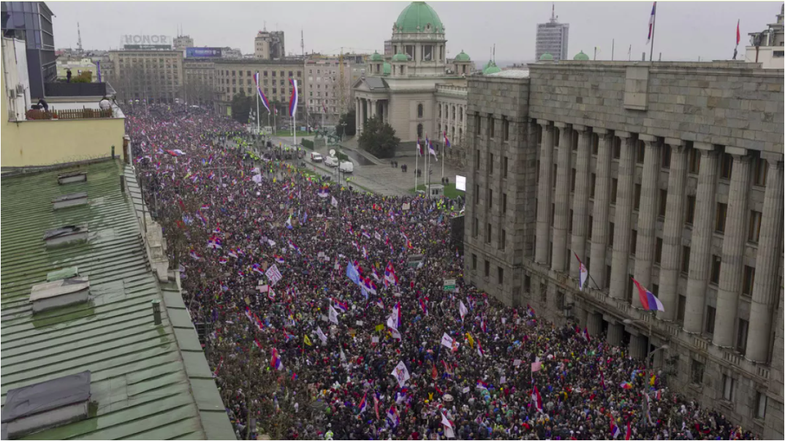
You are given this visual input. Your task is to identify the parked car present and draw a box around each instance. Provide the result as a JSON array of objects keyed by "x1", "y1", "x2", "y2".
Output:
[
  {"x1": 339, "y1": 161, "x2": 354, "y2": 173},
  {"x1": 311, "y1": 152, "x2": 324, "y2": 162},
  {"x1": 324, "y1": 156, "x2": 339, "y2": 167}
]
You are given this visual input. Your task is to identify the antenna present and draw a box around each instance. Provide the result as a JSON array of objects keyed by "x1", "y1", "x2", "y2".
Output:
[
  {"x1": 493, "y1": 44, "x2": 496, "y2": 62},
  {"x1": 301, "y1": 29, "x2": 304, "y2": 58},
  {"x1": 77, "y1": 22, "x2": 82, "y2": 52}
]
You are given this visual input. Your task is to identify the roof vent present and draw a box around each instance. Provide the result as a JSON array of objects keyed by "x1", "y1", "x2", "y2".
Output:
[
  {"x1": 47, "y1": 267, "x2": 79, "y2": 282},
  {"x1": 57, "y1": 172, "x2": 87, "y2": 185},
  {"x1": 30, "y1": 276, "x2": 90, "y2": 313},
  {"x1": 1, "y1": 371, "x2": 91, "y2": 439},
  {"x1": 52, "y1": 192, "x2": 88, "y2": 210},
  {"x1": 43, "y1": 224, "x2": 88, "y2": 248}
]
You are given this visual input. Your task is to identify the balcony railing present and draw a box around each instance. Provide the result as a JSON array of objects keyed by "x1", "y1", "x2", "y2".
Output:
[
  {"x1": 25, "y1": 108, "x2": 114, "y2": 120},
  {"x1": 44, "y1": 82, "x2": 108, "y2": 97}
]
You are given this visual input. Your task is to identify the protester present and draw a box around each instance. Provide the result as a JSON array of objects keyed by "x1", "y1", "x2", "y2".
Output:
[{"x1": 127, "y1": 103, "x2": 756, "y2": 441}]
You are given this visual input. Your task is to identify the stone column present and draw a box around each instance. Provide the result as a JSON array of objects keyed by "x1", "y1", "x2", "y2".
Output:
[
  {"x1": 629, "y1": 334, "x2": 648, "y2": 359},
  {"x1": 552, "y1": 122, "x2": 572, "y2": 272},
  {"x1": 658, "y1": 140, "x2": 687, "y2": 321},
  {"x1": 371, "y1": 99, "x2": 377, "y2": 120},
  {"x1": 535, "y1": 122, "x2": 554, "y2": 265},
  {"x1": 355, "y1": 98, "x2": 360, "y2": 133},
  {"x1": 610, "y1": 132, "x2": 635, "y2": 300},
  {"x1": 714, "y1": 149, "x2": 752, "y2": 347},
  {"x1": 607, "y1": 322, "x2": 624, "y2": 346},
  {"x1": 633, "y1": 134, "x2": 661, "y2": 308},
  {"x1": 684, "y1": 144, "x2": 719, "y2": 334},
  {"x1": 570, "y1": 125, "x2": 592, "y2": 280},
  {"x1": 746, "y1": 154, "x2": 784, "y2": 362},
  {"x1": 590, "y1": 130, "x2": 613, "y2": 289},
  {"x1": 587, "y1": 312, "x2": 603, "y2": 338}
]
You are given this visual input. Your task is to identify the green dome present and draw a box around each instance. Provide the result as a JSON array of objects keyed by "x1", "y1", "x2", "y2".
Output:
[
  {"x1": 392, "y1": 53, "x2": 409, "y2": 62},
  {"x1": 370, "y1": 51, "x2": 384, "y2": 62},
  {"x1": 573, "y1": 51, "x2": 589, "y2": 61},
  {"x1": 482, "y1": 60, "x2": 501, "y2": 75},
  {"x1": 394, "y1": 2, "x2": 444, "y2": 33},
  {"x1": 539, "y1": 53, "x2": 554, "y2": 61},
  {"x1": 454, "y1": 50, "x2": 471, "y2": 62},
  {"x1": 383, "y1": 62, "x2": 391, "y2": 75}
]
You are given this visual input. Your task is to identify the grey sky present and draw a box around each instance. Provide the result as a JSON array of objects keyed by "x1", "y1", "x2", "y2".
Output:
[{"x1": 52, "y1": 1, "x2": 781, "y2": 63}]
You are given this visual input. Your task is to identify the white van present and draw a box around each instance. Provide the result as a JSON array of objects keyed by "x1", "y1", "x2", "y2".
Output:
[
  {"x1": 339, "y1": 161, "x2": 354, "y2": 173},
  {"x1": 324, "y1": 156, "x2": 339, "y2": 167}
]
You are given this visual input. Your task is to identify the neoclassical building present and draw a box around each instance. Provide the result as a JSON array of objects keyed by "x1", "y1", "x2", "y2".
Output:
[{"x1": 353, "y1": 1, "x2": 474, "y2": 151}]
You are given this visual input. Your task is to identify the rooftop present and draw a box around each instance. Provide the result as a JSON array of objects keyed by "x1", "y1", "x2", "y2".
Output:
[{"x1": 0, "y1": 160, "x2": 234, "y2": 439}]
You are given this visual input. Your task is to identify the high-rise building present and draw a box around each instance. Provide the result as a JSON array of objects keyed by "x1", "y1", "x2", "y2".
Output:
[
  {"x1": 254, "y1": 30, "x2": 285, "y2": 60},
  {"x1": 173, "y1": 34, "x2": 194, "y2": 51},
  {"x1": 463, "y1": 58, "x2": 783, "y2": 440},
  {"x1": 535, "y1": 5, "x2": 569, "y2": 61},
  {"x1": 304, "y1": 53, "x2": 366, "y2": 127},
  {"x1": 1, "y1": 1, "x2": 56, "y2": 99},
  {"x1": 108, "y1": 49, "x2": 184, "y2": 103},
  {"x1": 383, "y1": 40, "x2": 393, "y2": 57},
  {"x1": 745, "y1": 5, "x2": 784, "y2": 69}
]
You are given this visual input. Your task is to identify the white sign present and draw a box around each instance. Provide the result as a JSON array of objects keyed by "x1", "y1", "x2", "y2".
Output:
[
  {"x1": 402, "y1": 203, "x2": 410, "y2": 211},
  {"x1": 455, "y1": 175, "x2": 466, "y2": 191},
  {"x1": 265, "y1": 264, "x2": 283, "y2": 286}
]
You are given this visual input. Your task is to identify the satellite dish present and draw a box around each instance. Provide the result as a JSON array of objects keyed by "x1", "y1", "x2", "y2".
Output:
[{"x1": 329, "y1": 149, "x2": 336, "y2": 157}]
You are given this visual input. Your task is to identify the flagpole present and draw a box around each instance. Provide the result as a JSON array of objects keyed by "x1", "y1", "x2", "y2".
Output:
[
  {"x1": 649, "y1": 4, "x2": 657, "y2": 62},
  {"x1": 441, "y1": 142, "x2": 444, "y2": 181},
  {"x1": 415, "y1": 141, "x2": 419, "y2": 193}
]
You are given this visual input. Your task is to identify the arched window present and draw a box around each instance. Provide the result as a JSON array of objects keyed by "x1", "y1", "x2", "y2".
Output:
[
  {"x1": 417, "y1": 104, "x2": 424, "y2": 118},
  {"x1": 438, "y1": 105, "x2": 442, "y2": 118},
  {"x1": 417, "y1": 124, "x2": 423, "y2": 138}
]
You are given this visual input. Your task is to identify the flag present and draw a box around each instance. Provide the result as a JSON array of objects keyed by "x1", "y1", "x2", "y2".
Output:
[
  {"x1": 625, "y1": 420, "x2": 632, "y2": 440},
  {"x1": 362, "y1": 246, "x2": 368, "y2": 259},
  {"x1": 386, "y1": 405, "x2": 400, "y2": 428},
  {"x1": 466, "y1": 332, "x2": 475, "y2": 348},
  {"x1": 391, "y1": 360, "x2": 410, "y2": 388},
  {"x1": 443, "y1": 131, "x2": 451, "y2": 148},
  {"x1": 384, "y1": 262, "x2": 398, "y2": 286},
  {"x1": 288, "y1": 239, "x2": 300, "y2": 253},
  {"x1": 317, "y1": 187, "x2": 329, "y2": 198},
  {"x1": 477, "y1": 338, "x2": 485, "y2": 357},
  {"x1": 611, "y1": 420, "x2": 621, "y2": 439},
  {"x1": 419, "y1": 297, "x2": 428, "y2": 316},
  {"x1": 286, "y1": 214, "x2": 293, "y2": 230},
  {"x1": 531, "y1": 385, "x2": 543, "y2": 412},
  {"x1": 328, "y1": 305, "x2": 339, "y2": 324},
  {"x1": 271, "y1": 348, "x2": 283, "y2": 370},
  {"x1": 481, "y1": 319, "x2": 487, "y2": 333},
  {"x1": 531, "y1": 357, "x2": 542, "y2": 372},
  {"x1": 647, "y1": 2, "x2": 657, "y2": 44},
  {"x1": 427, "y1": 137, "x2": 438, "y2": 161},
  {"x1": 358, "y1": 392, "x2": 368, "y2": 415},
  {"x1": 289, "y1": 78, "x2": 298, "y2": 117},
  {"x1": 189, "y1": 250, "x2": 202, "y2": 260},
  {"x1": 620, "y1": 381, "x2": 633, "y2": 389},
  {"x1": 632, "y1": 277, "x2": 665, "y2": 311},
  {"x1": 736, "y1": 19, "x2": 740, "y2": 46},
  {"x1": 254, "y1": 72, "x2": 271, "y2": 112},
  {"x1": 416, "y1": 138, "x2": 424, "y2": 156},
  {"x1": 459, "y1": 301, "x2": 468, "y2": 321},
  {"x1": 316, "y1": 326, "x2": 328, "y2": 343},
  {"x1": 346, "y1": 261, "x2": 361, "y2": 285},
  {"x1": 584, "y1": 327, "x2": 591, "y2": 342},
  {"x1": 440, "y1": 333, "x2": 455, "y2": 349},
  {"x1": 304, "y1": 334, "x2": 313, "y2": 346},
  {"x1": 331, "y1": 195, "x2": 338, "y2": 207},
  {"x1": 274, "y1": 254, "x2": 285, "y2": 264},
  {"x1": 574, "y1": 252, "x2": 589, "y2": 290},
  {"x1": 252, "y1": 263, "x2": 264, "y2": 274},
  {"x1": 600, "y1": 370, "x2": 607, "y2": 390},
  {"x1": 207, "y1": 236, "x2": 223, "y2": 249},
  {"x1": 218, "y1": 256, "x2": 228, "y2": 265}
]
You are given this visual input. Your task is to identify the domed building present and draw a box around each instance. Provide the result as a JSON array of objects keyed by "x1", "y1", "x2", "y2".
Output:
[{"x1": 354, "y1": 1, "x2": 473, "y2": 154}]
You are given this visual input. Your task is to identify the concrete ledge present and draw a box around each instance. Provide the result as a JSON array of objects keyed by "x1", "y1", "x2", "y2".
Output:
[{"x1": 725, "y1": 146, "x2": 748, "y2": 156}]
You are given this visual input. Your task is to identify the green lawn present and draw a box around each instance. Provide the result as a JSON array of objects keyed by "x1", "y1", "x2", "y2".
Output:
[
  {"x1": 410, "y1": 183, "x2": 463, "y2": 199},
  {"x1": 273, "y1": 130, "x2": 311, "y2": 137}
]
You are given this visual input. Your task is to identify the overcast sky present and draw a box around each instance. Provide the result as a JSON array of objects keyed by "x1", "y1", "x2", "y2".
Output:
[{"x1": 51, "y1": 1, "x2": 781, "y2": 63}]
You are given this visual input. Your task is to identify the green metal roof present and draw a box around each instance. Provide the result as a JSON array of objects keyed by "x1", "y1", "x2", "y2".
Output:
[
  {"x1": 395, "y1": 2, "x2": 444, "y2": 33},
  {"x1": 1, "y1": 160, "x2": 234, "y2": 440},
  {"x1": 482, "y1": 60, "x2": 501, "y2": 75},
  {"x1": 383, "y1": 61, "x2": 391, "y2": 75},
  {"x1": 454, "y1": 50, "x2": 471, "y2": 62},
  {"x1": 573, "y1": 50, "x2": 590, "y2": 61},
  {"x1": 539, "y1": 53, "x2": 554, "y2": 61},
  {"x1": 392, "y1": 53, "x2": 409, "y2": 62},
  {"x1": 370, "y1": 51, "x2": 384, "y2": 62}
]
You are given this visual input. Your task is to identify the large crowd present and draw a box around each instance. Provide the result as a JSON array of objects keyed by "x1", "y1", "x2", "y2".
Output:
[{"x1": 127, "y1": 104, "x2": 757, "y2": 440}]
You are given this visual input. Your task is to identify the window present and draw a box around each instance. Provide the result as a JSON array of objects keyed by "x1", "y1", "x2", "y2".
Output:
[
  {"x1": 613, "y1": 137, "x2": 622, "y2": 159},
  {"x1": 417, "y1": 103, "x2": 423, "y2": 118},
  {"x1": 501, "y1": 230, "x2": 506, "y2": 250},
  {"x1": 658, "y1": 189, "x2": 668, "y2": 217},
  {"x1": 630, "y1": 230, "x2": 638, "y2": 256},
  {"x1": 677, "y1": 295, "x2": 687, "y2": 324},
  {"x1": 569, "y1": 210, "x2": 573, "y2": 234},
  {"x1": 553, "y1": 165, "x2": 558, "y2": 188},
  {"x1": 655, "y1": 238, "x2": 663, "y2": 264},
  {"x1": 486, "y1": 223, "x2": 492, "y2": 243},
  {"x1": 474, "y1": 185, "x2": 479, "y2": 203},
  {"x1": 723, "y1": 375, "x2": 735, "y2": 401},
  {"x1": 710, "y1": 255, "x2": 721, "y2": 285},
  {"x1": 592, "y1": 133, "x2": 600, "y2": 155},
  {"x1": 498, "y1": 267, "x2": 504, "y2": 284},
  {"x1": 611, "y1": 179, "x2": 618, "y2": 204},
  {"x1": 490, "y1": 153, "x2": 494, "y2": 174},
  {"x1": 753, "y1": 157, "x2": 768, "y2": 187},
  {"x1": 540, "y1": 282, "x2": 548, "y2": 303},
  {"x1": 551, "y1": 204, "x2": 555, "y2": 227},
  {"x1": 588, "y1": 216, "x2": 593, "y2": 239},
  {"x1": 524, "y1": 275, "x2": 531, "y2": 292},
  {"x1": 503, "y1": 157, "x2": 508, "y2": 178},
  {"x1": 488, "y1": 189, "x2": 493, "y2": 208},
  {"x1": 489, "y1": 116, "x2": 496, "y2": 138},
  {"x1": 743, "y1": 266, "x2": 755, "y2": 296},
  {"x1": 720, "y1": 153, "x2": 733, "y2": 180},
  {"x1": 608, "y1": 223, "x2": 615, "y2": 247},
  {"x1": 688, "y1": 148, "x2": 701, "y2": 174},
  {"x1": 634, "y1": 184, "x2": 642, "y2": 210},
  {"x1": 571, "y1": 168, "x2": 576, "y2": 192},
  {"x1": 606, "y1": 265, "x2": 613, "y2": 285},
  {"x1": 590, "y1": 173, "x2": 596, "y2": 198},
  {"x1": 475, "y1": 113, "x2": 481, "y2": 134},
  {"x1": 503, "y1": 117, "x2": 510, "y2": 141},
  {"x1": 682, "y1": 246, "x2": 691, "y2": 275},
  {"x1": 472, "y1": 254, "x2": 477, "y2": 270},
  {"x1": 686, "y1": 196, "x2": 696, "y2": 225},
  {"x1": 485, "y1": 260, "x2": 490, "y2": 278},
  {"x1": 756, "y1": 392, "x2": 767, "y2": 419},
  {"x1": 705, "y1": 305, "x2": 716, "y2": 334},
  {"x1": 715, "y1": 203, "x2": 728, "y2": 233},
  {"x1": 473, "y1": 217, "x2": 478, "y2": 237},
  {"x1": 661, "y1": 144, "x2": 672, "y2": 169},
  {"x1": 749, "y1": 211, "x2": 762, "y2": 243},
  {"x1": 636, "y1": 141, "x2": 645, "y2": 164},
  {"x1": 691, "y1": 360, "x2": 705, "y2": 385},
  {"x1": 476, "y1": 150, "x2": 480, "y2": 167},
  {"x1": 535, "y1": 160, "x2": 540, "y2": 184},
  {"x1": 502, "y1": 193, "x2": 507, "y2": 213},
  {"x1": 737, "y1": 318, "x2": 749, "y2": 355}
]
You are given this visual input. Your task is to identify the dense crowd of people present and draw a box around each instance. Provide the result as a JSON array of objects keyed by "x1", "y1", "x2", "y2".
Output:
[{"x1": 127, "y1": 104, "x2": 757, "y2": 440}]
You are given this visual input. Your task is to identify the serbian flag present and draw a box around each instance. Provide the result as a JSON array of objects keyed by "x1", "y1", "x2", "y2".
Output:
[
  {"x1": 252, "y1": 263, "x2": 264, "y2": 274},
  {"x1": 427, "y1": 137, "x2": 438, "y2": 161},
  {"x1": 362, "y1": 246, "x2": 368, "y2": 259},
  {"x1": 254, "y1": 339, "x2": 263, "y2": 350},
  {"x1": 207, "y1": 236, "x2": 222, "y2": 249},
  {"x1": 332, "y1": 298, "x2": 349, "y2": 313},
  {"x1": 419, "y1": 298, "x2": 428, "y2": 316},
  {"x1": 443, "y1": 131, "x2": 451, "y2": 148},
  {"x1": 416, "y1": 138, "x2": 424, "y2": 156},
  {"x1": 270, "y1": 348, "x2": 283, "y2": 370},
  {"x1": 625, "y1": 421, "x2": 632, "y2": 440},
  {"x1": 228, "y1": 249, "x2": 239, "y2": 259},
  {"x1": 384, "y1": 262, "x2": 398, "y2": 286},
  {"x1": 574, "y1": 252, "x2": 589, "y2": 290},
  {"x1": 358, "y1": 392, "x2": 368, "y2": 415},
  {"x1": 274, "y1": 255, "x2": 285, "y2": 264},
  {"x1": 254, "y1": 72, "x2": 271, "y2": 112},
  {"x1": 647, "y1": 2, "x2": 657, "y2": 44},
  {"x1": 531, "y1": 385, "x2": 543, "y2": 412},
  {"x1": 632, "y1": 277, "x2": 665, "y2": 312},
  {"x1": 289, "y1": 78, "x2": 298, "y2": 117},
  {"x1": 481, "y1": 319, "x2": 487, "y2": 333},
  {"x1": 189, "y1": 250, "x2": 202, "y2": 260},
  {"x1": 583, "y1": 327, "x2": 591, "y2": 342},
  {"x1": 218, "y1": 256, "x2": 228, "y2": 265},
  {"x1": 477, "y1": 338, "x2": 485, "y2": 357},
  {"x1": 610, "y1": 421, "x2": 621, "y2": 439},
  {"x1": 317, "y1": 187, "x2": 329, "y2": 198}
]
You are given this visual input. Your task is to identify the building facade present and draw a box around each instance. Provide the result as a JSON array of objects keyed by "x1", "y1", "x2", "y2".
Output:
[
  {"x1": 254, "y1": 30, "x2": 285, "y2": 60},
  {"x1": 745, "y1": 6, "x2": 784, "y2": 69},
  {"x1": 213, "y1": 58, "x2": 304, "y2": 119},
  {"x1": 173, "y1": 35, "x2": 194, "y2": 51},
  {"x1": 463, "y1": 60, "x2": 784, "y2": 439},
  {"x1": 1, "y1": 1, "x2": 56, "y2": 99},
  {"x1": 535, "y1": 6, "x2": 569, "y2": 62},
  {"x1": 354, "y1": 1, "x2": 473, "y2": 155},
  {"x1": 183, "y1": 58, "x2": 215, "y2": 105},
  {"x1": 107, "y1": 49, "x2": 184, "y2": 103},
  {"x1": 304, "y1": 54, "x2": 366, "y2": 127}
]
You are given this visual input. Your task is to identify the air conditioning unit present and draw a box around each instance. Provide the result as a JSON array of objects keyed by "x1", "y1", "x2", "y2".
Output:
[
  {"x1": 16, "y1": 84, "x2": 25, "y2": 94},
  {"x1": 8, "y1": 89, "x2": 16, "y2": 99}
]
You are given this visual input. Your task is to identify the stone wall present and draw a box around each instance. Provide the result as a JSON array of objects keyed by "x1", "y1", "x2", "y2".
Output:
[{"x1": 528, "y1": 61, "x2": 784, "y2": 154}]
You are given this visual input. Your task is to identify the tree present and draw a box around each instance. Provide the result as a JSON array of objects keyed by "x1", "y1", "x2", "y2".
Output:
[
  {"x1": 336, "y1": 109, "x2": 356, "y2": 137},
  {"x1": 358, "y1": 116, "x2": 399, "y2": 159},
  {"x1": 231, "y1": 91, "x2": 253, "y2": 124}
]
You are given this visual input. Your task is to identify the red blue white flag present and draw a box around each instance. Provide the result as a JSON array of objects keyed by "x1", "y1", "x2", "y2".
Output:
[
  {"x1": 632, "y1": 277, "x2": 665, "y2": 312},
  {"x1": 254, "y1": 72, "x2": 270, "y2": 112},
  {"x1": 288, "y1": 78, "x2": 298, "y2": 117},
  {"x1": 647, "y1": 2, "x2": 657, "y2": 43}
]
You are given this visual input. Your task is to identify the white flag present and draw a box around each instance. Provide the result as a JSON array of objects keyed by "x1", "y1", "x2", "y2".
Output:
[
  {"x1": 316, "y1": 326, "x2": 328, "y2": 344},
  {"x1": 331, "y1": 196, "x2": 338, "y2": 207},
  {"x1": 391, "y1": 360, "x2": 410, "y2": 388},
  {"x1": 390, "y1": 328, "x2": 402, "y2": 340},
  {"x1": 441, "y1": 333, "x2": 455, "y2": 349},
  {"x1": 459, "y1": 301, "x2": 468, "y2": 321},
  {"x1": 265, "y1": 264, "x2": 283, "y2": 286},
  {"x1": 328, "y1": 305, "x2": 339, "y2": 324}
]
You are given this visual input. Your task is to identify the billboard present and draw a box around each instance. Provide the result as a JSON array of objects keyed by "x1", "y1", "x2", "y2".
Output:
[
  {"x1": 122, "y1": 35, "x2": 171, "y2": 50},
  {"x1": 186, "y1": 47, "x2": 223, "y2": 58}
]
